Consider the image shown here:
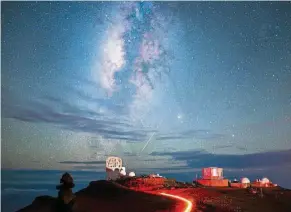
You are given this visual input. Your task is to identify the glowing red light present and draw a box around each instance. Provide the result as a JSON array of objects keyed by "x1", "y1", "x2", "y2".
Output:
[{"x1": 160, "y1": 192, "x2": 193, "y2": 212}]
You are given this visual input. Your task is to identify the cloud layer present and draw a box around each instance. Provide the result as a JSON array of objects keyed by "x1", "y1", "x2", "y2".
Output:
[
  {"x1": 3, "y1": 87, "x2": 225, "y2": 144},
  {"x1": 2, "y1": 96, "x2": 151, "y2": 142},
  {"x1": 156, "y1": 129, "x2": 225, "y2": 141},
  {"x1": 59, "y1": 160, "x2": 106, "y2": 165},
  {"x1": 150, "y1": 149, "x2": 291, "y2": 169}
]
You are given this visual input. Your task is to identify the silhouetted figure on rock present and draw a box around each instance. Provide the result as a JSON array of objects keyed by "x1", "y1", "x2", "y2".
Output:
[{"x1": 56, "y1": 172, "x2": 76, "y2": 212}]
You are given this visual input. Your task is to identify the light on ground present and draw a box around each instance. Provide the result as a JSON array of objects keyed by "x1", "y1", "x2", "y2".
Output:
[{"x1": 160, "y1": 192, "x2": 193, "y2": 212}]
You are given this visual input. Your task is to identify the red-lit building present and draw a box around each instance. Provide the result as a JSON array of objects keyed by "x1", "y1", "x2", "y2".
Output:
[
  {"x1": 202, "y1": 167, "x2": 223, "y2": 180},
  {"x1": 196, "y1": 167, "x2": 229, "y2": 187},
  {"x1": 252, "y1": 177, "x2": 277, "y2": 188}
]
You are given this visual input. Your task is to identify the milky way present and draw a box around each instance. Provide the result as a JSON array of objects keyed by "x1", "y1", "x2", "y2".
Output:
[{"x1": 93, "y1": 2, "x2": 174, "y2": 124}]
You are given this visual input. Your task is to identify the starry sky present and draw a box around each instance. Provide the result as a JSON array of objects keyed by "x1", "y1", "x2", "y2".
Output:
[{"x1": 2, "y1": 2, "x2": 291, "y2": 185}]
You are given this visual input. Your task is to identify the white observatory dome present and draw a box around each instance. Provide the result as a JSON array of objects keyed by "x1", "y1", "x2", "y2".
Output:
[
  {"x1": 261, "y1": 177, "x2": 270, "y2": 184},
  {"x1": 241, "y1": 177, "x2": 250, "y2": 184},
  {"x1": 120, "y1": 170, "x2": 126, "y2": 176},
  {"x1": 128, "y1": 172, "x2": 136, "y2": 177}
]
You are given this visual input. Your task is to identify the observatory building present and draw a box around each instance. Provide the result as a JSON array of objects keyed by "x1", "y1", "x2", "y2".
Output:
[
  {"x1": 241, "y1": 177, "x2": 251, "y2": 188},
  {"x1": 261, "y1": 177, "x2": 270, "y2": 184},
  {"x1": 202, "y1": 167, "x2": 223, "y2": 180},
  {"x1": 128, "y1": 172, "x2": 136, "y2": 177},
  {"x1": 106, "y1": 156, "x2": 123, "y2": 180},
  {"x1": 230, "y1": 177, "x2": 251, "y2": 188},
  {"x1": 105, "y1": 157, "x2": 134, "y2": 180},
  {"x1": 196, "y1": 167, "x2": 229, "y2": 187},
  {"x1": 252, "y1": 177, "x2": 276, "y2": 187},
  {"x1": 120, "y1": 167, "x2": 126, "y2": 177}
]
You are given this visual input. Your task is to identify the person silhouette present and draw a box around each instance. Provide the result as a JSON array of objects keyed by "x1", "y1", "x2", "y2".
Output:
[{"x1": 56, "y1": 172, "x2": 76, "y2": 212}]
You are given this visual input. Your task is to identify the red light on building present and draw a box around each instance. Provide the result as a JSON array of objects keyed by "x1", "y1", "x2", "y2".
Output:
[{"x1": 202, "y1": 167, "x2": 223, "y2": 180}]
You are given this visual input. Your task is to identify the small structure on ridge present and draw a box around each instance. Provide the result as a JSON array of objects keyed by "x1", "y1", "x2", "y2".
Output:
[
  {"x1": 128, "y1": 172, "x2": 136, "y2": 177},
  {"x1": 241, "y1": 177, "x2": 251, "y2": 188},
  {"x1": 120, "y1": 167, "x2": 126, "y2": 177},
  {"x1": 230, "y1": 177, "x2": 251, "y2": 188}
]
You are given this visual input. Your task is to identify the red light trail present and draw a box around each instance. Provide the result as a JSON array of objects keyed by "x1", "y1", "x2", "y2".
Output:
[{"x1": 160, "y1": 192, "x2": 193, "y2": 212}]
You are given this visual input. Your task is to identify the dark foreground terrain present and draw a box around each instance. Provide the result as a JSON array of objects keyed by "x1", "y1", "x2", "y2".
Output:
[
  {"x1": 17, "y1": 180, "x2": 177, "y2": 212},
  {"x1": 18, "y1": 180, "x2": 291, "y2": 212}
]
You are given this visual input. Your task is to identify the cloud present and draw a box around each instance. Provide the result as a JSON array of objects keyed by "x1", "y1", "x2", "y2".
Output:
[
  {"x1": 150, "y1": 149, "x2": 291, "y2": 169},
  {"x1": 138, "y1": 166, "x2": 191, "y2": 173},
  {"x1": 59, "y1": 160, "x2": 106, "y2": 165},
  {"x1": 123, "y1": 152, "x2": 137, "y2": 157},
  {"x1": 3, "y1": 93, "x2": 227, "y2": 144},
  {"x1": 3, "y1": 96, "x2": 151, "y2": 142},
  {"x1": 70, "y1": 166, "x2": 106, "y2": 172},
  {"x1": 66, "y1": 86, "x2": 128, "y2": 116},
  {"x1": 156, "y1": 129, "x2": 225, "y2": 141}
]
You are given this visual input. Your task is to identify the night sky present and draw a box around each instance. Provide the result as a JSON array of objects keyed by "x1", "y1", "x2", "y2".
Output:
[{"x1": 2, "y1": 2, "x2": 291, "y2": 184}]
